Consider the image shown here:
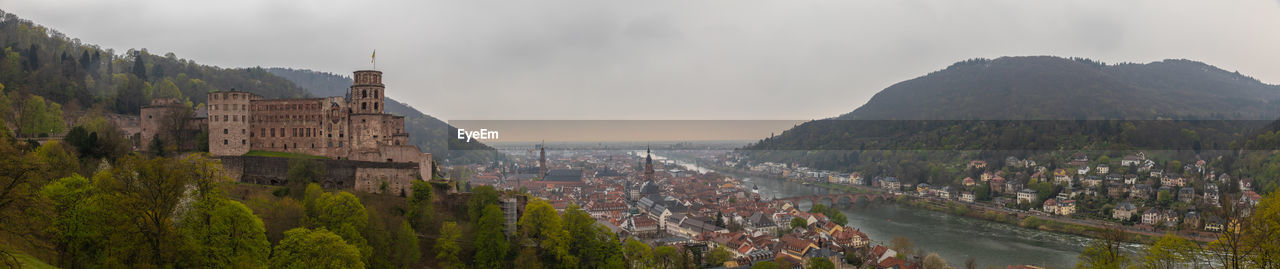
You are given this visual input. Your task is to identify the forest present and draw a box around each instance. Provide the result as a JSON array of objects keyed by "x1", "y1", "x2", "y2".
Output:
[{"x1": 0, "y1": 9, "x2": 501, "y2": 163}]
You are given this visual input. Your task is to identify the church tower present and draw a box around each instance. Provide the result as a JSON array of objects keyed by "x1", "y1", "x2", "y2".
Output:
[
  {"x1": 350, "y1": 70, "x2": 384, "y2": 114},
  {"x1": 538, "y1": 144, "x2": 547, "y2": 176},
  {"x1": 644, "y1": 147, "x2": 655, "y2": 181}
]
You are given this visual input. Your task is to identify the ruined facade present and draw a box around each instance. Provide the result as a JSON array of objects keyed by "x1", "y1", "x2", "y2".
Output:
[
  {"x1": 206, "y1": 70, "x2": 424, "y2": 163},
  {"x1": 204, "y1": 70, "x2": 433, "y2": 193}
]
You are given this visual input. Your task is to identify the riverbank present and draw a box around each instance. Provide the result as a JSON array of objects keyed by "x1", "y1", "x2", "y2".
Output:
[
  {"x1": 895, "y1": 196, "x2": 1162, "y2": 244},
  {"x1": 699, "y1": 161, "x2": 1195, "y2": 245}
]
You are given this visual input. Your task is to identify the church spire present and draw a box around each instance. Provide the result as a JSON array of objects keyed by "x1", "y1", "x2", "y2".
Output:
[
  {"x1": 538, "y1": 141, "x2": 547, "y2": 176},
  {"x1": 643, "y1": 146, "x2": 655, "y2": 182}
]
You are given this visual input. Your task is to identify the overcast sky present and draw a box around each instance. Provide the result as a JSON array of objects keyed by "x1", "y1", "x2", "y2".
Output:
[{"x1": 3, "y1": 0, "x2": 1279, "y2": 121}]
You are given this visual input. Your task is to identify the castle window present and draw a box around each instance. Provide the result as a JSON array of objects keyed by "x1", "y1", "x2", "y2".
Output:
[
  {"x1": 362, "y1": 90, "x2": 368, "y2": 98},
  {"x1": 242, "y1": 140, "x2": 246, "y2": 145},
  {"x1": 223, "y1": 139, "x2": 228, "y2": 145},
  {"x1": 223, "y1": 129, "x2": 228, "y2": 134},
  {"x1": 328, "y1": 142, "x2": 333, "y2": 147},
  {"x1": 270, "y1": 128, "x2": 275, "y2": 137},
  {"x1": 241, "y1": 129, "x2": 245, "y2": 134},
  {"x1": 362, "y1": 102, "x2": 367, "y2": 110},
  {"x1": 374, "y1": 102, "x2": 379, "y2": 110}
]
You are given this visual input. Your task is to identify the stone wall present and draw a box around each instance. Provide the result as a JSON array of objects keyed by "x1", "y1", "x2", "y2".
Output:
[{"x1": 216, "y1": 156, "x2": 424, "y2": 195}]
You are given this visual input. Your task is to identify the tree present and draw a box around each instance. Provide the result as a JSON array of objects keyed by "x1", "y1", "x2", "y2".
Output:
[
  {"x1": 407, "y1": 180, "x2": 435, "y2": 232},
  {"x1": 565, "y1": 204, "x2": 620, "y2": 268},
  {"x1": 923, "y1": 253, "x2": 951, "y2": 269},
  {"x1": 623, "y1": 238, "x2": 652, "y2": 269},
  {"x1": 474, "y1": 205, "x2": 509, "y2": 269},
  {"x1": 806, "y1": 257, "x2": 835, "y2": 269},
  {"x1": 112, "y1": 74, "x2": 148, "y2": 113},
  {"x1": 468, "y1": 185, "x2": 500, "y2": 223},
  {"x1": 750, "y1": 261, "x2": 779, "y2": 269},
  {"x1": 1208, "y1": 197, "x2": 1248, "y2": 269},
  {"x1": 40, "y1": 174, "x2": 101, "y2": 268},
  {"x1": 1243, "y1": 192, "x2": 1280, "y2": 268},
  {"x1": 132, "y1": 53, "x2": 147, "y2": 81},
  {"x1": 706, "y1": 246, "x2": 734, "y2": 267},
  {"x1": 518, "y1": 199, "x2": 571, "y2": 267},
  {"x1": 1139, "y1": 233, "x2": 1200, "y2": 269},
  {"x1": 890, "y1": 236, "x2": 915, "y2": 257},
  {"x1": 269, "y1": 228, "x2": 364, "y2": 269},
  {"x1": 308, "y1": 191, "x2": 371, "y2": 262},
  {"x1": 1076, "y1": 226, "x2": 1128, "y2": 269},
  {"x1": 387, "y1": 220, "x2": 420, "y2": 268},
  {"x1": 97, "y1": 155, "x2": 195, "y2": 267},
  {"x1": 435, "y1": 221, "x2": 463, "y2": 269},
  {"x1": 653, "y1": 246, "x2": 678, "y2": 269},
  {"x1": 152, "y1": 78, "x2": 182, "y2": 100},
  {"x1": 845, "y1": 250, "x2": 863, "y2": 267},
  {"x1": 17, "y1": 94, "x2": 64, "y2": 136},
  {"x1": 179, "y1": 198, "x2": 270, "y2": 268},
  {"x1": 791, "y1": 217, "x2": 808, "y2": 230},
  {"x1": 242, "y1": 193, "x2": 305, "y2": 243},
  {"x1": 33, "y1": 141, "x2": 78, "y2": 178}
]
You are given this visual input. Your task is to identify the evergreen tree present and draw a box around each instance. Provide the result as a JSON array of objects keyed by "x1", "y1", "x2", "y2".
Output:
[{"x1": 132, "y1": 53, "x2": 147, "y2": 81}]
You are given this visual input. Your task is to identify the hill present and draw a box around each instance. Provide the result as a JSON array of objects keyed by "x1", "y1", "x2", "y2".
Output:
[
  {"x1": 0, "y1": 9, "x2": 310, "y2": 115},
  {"x1": 266, "y1": 68, "x2": 503, "y2": 163},
  {"x1": 841, "y1": 56, "x2": 1280, "y2": 120},
  {"x1": 742, "y1": 56, "x2": 1280, "y2": 184}
]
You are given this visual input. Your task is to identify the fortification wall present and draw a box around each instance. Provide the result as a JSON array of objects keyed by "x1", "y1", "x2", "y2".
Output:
[{"x1": 217, "y1": 156, "x2": 422, "y2": 193}]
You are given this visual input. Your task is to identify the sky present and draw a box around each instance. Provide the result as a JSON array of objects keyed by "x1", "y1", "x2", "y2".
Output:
[{"x1": 3, "y1": 0, "x2": 1279, "y2": 121}]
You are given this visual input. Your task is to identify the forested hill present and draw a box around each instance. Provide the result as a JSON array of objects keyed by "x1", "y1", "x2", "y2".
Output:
[
  {"x1": 742, "y1": 56, "x2": 1280, "y2": 185},
  {"x1": 266, "y1": 68, "x2": 503, "y2": 163},
  {"x1": 0, "y1": 9, "x2": 309, "y2": 116},
  {"x1": 841, "y1": 56, "x2": 1280, "y2": 120}
]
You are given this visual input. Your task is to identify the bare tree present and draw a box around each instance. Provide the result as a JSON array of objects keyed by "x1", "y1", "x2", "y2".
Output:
[{"x1": 1207, "y1": 196, "x2": 1248, "y2": 269}]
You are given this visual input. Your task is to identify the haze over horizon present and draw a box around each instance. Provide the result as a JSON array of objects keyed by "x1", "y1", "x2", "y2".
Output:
[{"x1": 3, "y1": 0, "x2": 1279, "y2": 121}]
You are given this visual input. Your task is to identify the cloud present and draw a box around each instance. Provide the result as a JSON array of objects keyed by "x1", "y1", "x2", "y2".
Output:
[{"x1": 2, "y1": 0, "x2": 1278, "y2": 121}]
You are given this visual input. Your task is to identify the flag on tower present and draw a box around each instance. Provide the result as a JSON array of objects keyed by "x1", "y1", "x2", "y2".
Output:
[{"x1": 371, "y1": 50, "x2": 376, "y2": 63}]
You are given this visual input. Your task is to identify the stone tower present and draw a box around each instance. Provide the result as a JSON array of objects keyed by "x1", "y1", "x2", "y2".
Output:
[
  {"x1": 208, "y1": 90, "x2": 255, "y2": 156},
  {"x1": 644, "y1": 147, "x2": 655, "y2": 181},
  {"x1": 538, "y1": 144, "x2": 547, "y2": 177},
  {"x1": 350, "y1": 70, "x2": 384, "y2": 114}
]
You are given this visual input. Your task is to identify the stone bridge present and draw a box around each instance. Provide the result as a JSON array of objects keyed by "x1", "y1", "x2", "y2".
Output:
[{"x1": 777, "y1": 193, "x2": 893, "y2": 208}]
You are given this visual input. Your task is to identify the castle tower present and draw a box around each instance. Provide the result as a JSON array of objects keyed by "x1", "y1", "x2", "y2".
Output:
[
  {"x1": 208, "y1": 90, "x2": 256, "y2": 156},
  {"x1": 350, "y1": 70, "x2": 384, "y2": 114}
]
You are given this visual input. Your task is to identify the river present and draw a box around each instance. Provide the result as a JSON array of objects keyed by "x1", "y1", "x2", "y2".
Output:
[{"x1": 642, "y1": 152, "x2": 1114, "y2": 268}]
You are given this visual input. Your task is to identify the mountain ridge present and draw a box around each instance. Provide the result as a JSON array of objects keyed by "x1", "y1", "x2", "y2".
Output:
[{"x1": 840, "y1": 56, "x2": 1280, "y2": 120}]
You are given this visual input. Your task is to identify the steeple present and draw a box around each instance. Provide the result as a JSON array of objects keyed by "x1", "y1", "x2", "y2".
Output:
[
  {"x1": 643, "y1": 146, "x2": 655, "y2": 182},
  {"x1": 539, "y1": 142, "x2": 547, "y2": 176}
]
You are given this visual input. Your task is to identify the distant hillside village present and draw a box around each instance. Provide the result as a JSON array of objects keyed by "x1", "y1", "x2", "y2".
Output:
[{"x1": 719, "y1": 151, "x2": 1266, "y2": 236}]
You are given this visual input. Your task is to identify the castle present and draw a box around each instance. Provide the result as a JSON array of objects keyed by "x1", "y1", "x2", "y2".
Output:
[{"x1": 197, "y1": 69, "x2": 431, "y2": 194}]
